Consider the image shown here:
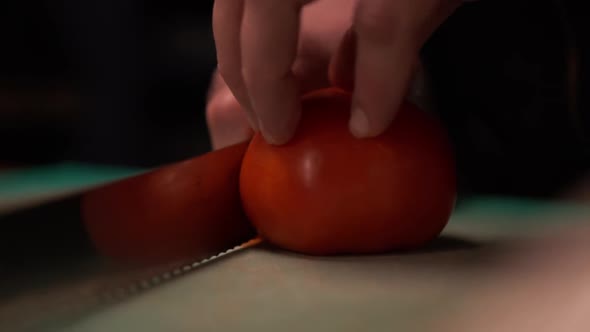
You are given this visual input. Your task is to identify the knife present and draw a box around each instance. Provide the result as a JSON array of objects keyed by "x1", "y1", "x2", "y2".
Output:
[{"x1": 0, "y1": 141, "x2": 261, "y2": 331}]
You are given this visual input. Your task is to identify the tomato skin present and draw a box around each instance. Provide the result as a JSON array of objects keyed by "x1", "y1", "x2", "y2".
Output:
[
  {"x1": 81, "y1": 142, "x2": 256, "y2": 265},
  {"x1": 239, "y1": 88, "x2": 456, "y2": 255}
]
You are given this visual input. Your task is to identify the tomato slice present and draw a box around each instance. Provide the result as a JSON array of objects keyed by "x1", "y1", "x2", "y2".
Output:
[{"x1": 81, "y1": 142, "x2": 256, "y2": 264}]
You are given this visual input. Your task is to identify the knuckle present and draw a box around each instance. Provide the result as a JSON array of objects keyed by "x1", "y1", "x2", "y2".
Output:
[
  {"x1": 206, "y1": 91, "x2": 240, "y2": 125},
  {"x1": 205, "y1": 97, "x2": 223, "y2": 127},
  {"x1": 206, "y1": 91, "x2": 252, "y2": 150}
]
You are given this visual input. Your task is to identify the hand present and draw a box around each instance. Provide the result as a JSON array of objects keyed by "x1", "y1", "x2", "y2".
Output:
[
  {"x1": 207, "y1": 0, "x2": 355, "y2": 149},
  {"x1": 207, "y1": 0, "x2": 462, "y2": 149}
]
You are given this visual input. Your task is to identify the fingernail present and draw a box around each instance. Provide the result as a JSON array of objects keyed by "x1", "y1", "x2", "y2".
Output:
[
  {"x1": 245, "y1": 110, "x2": 260, "y2": 132},
  {"x1": 238, "y1": 99, "x2": 259, "y2": 131},
  {"x1": 259, "y1": 110, "x2": 300, "y2": 145},
  {"x1": 259, "y1": 121, "x2": 286, "y2": 145},
  {"x1": 350, "y1": 106, "x2": 370, "y2": 138}
]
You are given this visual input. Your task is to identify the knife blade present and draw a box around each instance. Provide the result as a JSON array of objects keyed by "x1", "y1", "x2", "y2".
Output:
[{"x1": 0, "y1": 141, "x2": 260, "y2": 331}]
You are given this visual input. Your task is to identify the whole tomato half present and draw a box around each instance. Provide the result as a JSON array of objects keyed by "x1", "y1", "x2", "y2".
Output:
[
  {"x1": 81, "y1": 142, "x2": 256, "y2": 265},
  {"x1": 239, "y1": 88, "x2": 456, "y2": 255}
]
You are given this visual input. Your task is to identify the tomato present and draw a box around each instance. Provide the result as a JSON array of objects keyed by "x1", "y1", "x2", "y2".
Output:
[
  {"x1": 81, "y1": 142, "x2": 256, "y2": 265},
  {"x1": 239, "y1": 88, "x2": 456, "y2": 255}
]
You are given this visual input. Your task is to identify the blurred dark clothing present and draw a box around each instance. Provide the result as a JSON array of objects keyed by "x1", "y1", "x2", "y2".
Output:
[{"x1": 424, "y1": 0, "x2": 590, "y2": 198}]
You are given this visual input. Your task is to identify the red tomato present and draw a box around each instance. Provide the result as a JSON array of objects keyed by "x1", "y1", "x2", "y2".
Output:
[
  {"x1": 239, "y1": 88, "x2": 456, "y2": 255},
  {"x1": 81, "y1": 142, "x2": 256, "y2": 265}
]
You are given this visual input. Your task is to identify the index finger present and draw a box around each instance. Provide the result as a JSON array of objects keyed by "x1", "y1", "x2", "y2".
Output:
[{"x1": 241, "y1": 0, "x2": 315, "y2": 145}]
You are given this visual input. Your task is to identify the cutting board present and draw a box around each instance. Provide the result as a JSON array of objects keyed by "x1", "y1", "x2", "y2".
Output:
[{"x1": 1, "y1": 164, "x2": 588, "y2": 332}]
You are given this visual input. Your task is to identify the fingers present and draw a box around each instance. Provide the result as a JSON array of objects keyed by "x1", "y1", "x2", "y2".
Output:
[
  {"x1": 349, "y1": 0, "x2": 420, "y2": 138},
  {"x1": 241, "y1": 0, "x2": 315, "y2": 145},
  {"x1": 348, "y1": 0, "x2": 461, "y2": 138},
  {"x1": 206, "y1": 72, "x2": 253, "y2": 150},
  {"x1": 212, "y1": 0, "x2": 258, "y2": 131},
  {"x1": 214, "y1": 0, "x2": 317, "y2": 145},
  {"x1": 213, "y1": 0, "x2": 461, "y2": 143}
]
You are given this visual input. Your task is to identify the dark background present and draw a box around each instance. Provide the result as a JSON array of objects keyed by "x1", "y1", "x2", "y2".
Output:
[
  {"x1": 0, "y1": 0, "x2": 589, "y2": 197},
  {"x1": 1, "y1": 1, "x2": 217, "y2": 167}
]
